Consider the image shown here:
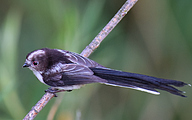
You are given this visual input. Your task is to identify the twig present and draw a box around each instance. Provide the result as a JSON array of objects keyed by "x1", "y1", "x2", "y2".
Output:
[
  {"x1": 81, "y1": 0, "x2": 138, "y2": 57},
  {"x1": 23, "y1": 92, "x2": 55, "y2": 120},
  {"x1": 23, "y1": 0, "x2": 138, "y2": 119}
]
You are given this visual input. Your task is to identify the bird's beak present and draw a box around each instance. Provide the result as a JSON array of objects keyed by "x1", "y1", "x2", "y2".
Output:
[{"x1": 23, "y1": 62, "x2": 30, "y2": 68}]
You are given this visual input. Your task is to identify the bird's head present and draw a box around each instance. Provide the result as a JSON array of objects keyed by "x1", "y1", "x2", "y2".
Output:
[{"x1": 23, "y1": 49, "x2": 47, "y2": 72}]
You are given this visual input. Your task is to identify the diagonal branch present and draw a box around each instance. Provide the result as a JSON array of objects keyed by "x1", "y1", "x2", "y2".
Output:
[
  {"x1": 23, "y1": 0, "x2": 138, "y2": 119},
  {"x1": 81, "y1": 0, "x2": 138, "y2": 57}
]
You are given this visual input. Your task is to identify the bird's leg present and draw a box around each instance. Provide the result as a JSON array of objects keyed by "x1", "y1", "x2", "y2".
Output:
[
  {"x1": 45, "y1": 87, "x2": 72, "y2": 97},
  {"x1": 45, "y1": 87, "x2": 59, "y2": 97}
]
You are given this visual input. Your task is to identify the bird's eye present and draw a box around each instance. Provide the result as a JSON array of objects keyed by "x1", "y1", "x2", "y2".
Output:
[{"x1": 33, "y1": 61, "x2": 39, "y2": 66}]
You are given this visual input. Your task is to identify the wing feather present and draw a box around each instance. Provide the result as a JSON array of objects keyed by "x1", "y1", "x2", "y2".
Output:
[
  {"x1": 56, "y1": 49, "x2": 104, "y2": 68},
  {"x1": 43, "y1": 64, "x2": 107, "y2": 87}
]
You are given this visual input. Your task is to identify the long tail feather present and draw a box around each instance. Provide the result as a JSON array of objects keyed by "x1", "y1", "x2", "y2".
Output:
[{"x1": 90, "y1": 67, "x2": 187, "y2": 97}]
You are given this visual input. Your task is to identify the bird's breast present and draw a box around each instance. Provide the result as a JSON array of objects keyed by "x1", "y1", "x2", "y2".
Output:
[{"x1": 32, "y1": 70, "x2": 45, "y2": 84}]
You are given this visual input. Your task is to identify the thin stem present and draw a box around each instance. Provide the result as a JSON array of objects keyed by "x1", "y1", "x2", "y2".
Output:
[
  {"x1": 47, "y1": 93, "x2": 65, "y2": 120},
  {"x1": 23, "y1": 0, "x2": 138, "y2": 119},
  {"x1": 81, "y1": 0, "x2": 138, "y2": 57},
  {"x1": 23, "y1": 92, "x2": 55, "y2": 120}
]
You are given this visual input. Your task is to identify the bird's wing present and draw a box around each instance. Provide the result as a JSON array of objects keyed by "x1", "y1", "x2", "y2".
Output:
[
  {"x1": 56, "y1": 49, "x2": 104, "y2": 68},
  {"x1": 43, "y1": 64, "x2": 106, "y2": 87}
]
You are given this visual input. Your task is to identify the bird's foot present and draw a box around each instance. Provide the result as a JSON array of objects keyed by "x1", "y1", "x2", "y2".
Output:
[{"x1": 45, "y1": 88, "x2": 72, "y2": 97}]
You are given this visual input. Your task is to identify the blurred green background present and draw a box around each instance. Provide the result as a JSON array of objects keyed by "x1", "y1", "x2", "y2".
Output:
[{"x1": 0, "y1": 0, "x2": 192, "y2": 120}]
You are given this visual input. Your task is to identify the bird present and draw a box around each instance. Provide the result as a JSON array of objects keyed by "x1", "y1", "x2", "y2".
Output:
[{"x1": 23, "y1": 48, "x2": 188, "y2": 97}]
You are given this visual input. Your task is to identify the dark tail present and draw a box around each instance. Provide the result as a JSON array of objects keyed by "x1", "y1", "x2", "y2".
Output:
[{"x1": 90, "y1": 67, "x2": 188, "y2": 97}]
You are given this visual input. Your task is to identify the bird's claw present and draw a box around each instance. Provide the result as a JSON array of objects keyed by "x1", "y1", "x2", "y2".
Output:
[
  {"x1": 45, "y1": 88, "x2": 72, "y2": 97},
  {"x1": 45, "y1": 88, "x2": 59, "y2": 97}
]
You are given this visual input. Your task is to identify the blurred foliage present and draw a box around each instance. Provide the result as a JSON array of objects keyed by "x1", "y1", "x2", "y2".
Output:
[{"x1": 0, "y1": 0, "x2": 192, "y2": 120}]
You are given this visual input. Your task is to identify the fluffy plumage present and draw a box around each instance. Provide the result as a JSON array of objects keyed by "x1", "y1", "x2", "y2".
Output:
[{"x1": 23, "y1": 48, "x2": 188, "y2": 97}]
